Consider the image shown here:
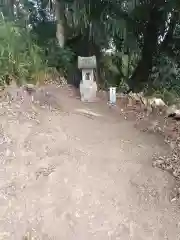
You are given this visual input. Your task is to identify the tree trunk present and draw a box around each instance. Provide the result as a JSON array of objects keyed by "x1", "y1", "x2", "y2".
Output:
[
  {"x1": 55, "y1": 0, "x2": 65, "y2": 48},
  {"x1": 8, "y1": 0, "x2": 15, "y2": 20},
  {"x1": 128, "y1": 4, "x2": 164, "y2": 92}
]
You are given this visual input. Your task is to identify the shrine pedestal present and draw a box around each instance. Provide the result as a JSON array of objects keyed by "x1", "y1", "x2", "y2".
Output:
[{"x1": 80, "y1": 80, "x2": 97, "y2": 102}]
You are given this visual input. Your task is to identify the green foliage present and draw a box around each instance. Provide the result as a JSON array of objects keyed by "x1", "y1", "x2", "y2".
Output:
[
  {"x1": 100, "y1": 51, "x2": 138, "y2": 91},
  {"x1": 152, "y1": 55, "x2": 180, "y2": 92},
  {"x1": 30, "y1": 22, "x2": 74, "y2": 76},
  {"x1": 0, "y1": 19, "x2": 47, "y2": 85},
  {"x1": 147, "y1": 54, "x2": 180, "y2": 104},
  {"x1": 45, "y1": 39, "x2": 75, "y2": 75}
]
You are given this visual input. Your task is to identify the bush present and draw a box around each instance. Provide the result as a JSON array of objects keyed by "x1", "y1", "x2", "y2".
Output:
[
  {"x1": 0, "y1": 19, "x2": 48, "y2": 86},
  {"x1": 45, "y1": 39, "x2": 75, "y2": 76},
  {"x1": 149, "y1": 54, "x2": 180, "y2": 104},
  {"x1": 99, "y1": 51, "x2": 138, "y2": 91}
]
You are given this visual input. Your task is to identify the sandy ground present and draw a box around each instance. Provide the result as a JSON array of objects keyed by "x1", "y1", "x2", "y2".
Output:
[{"x1": 0, "y1": 84, "x2": 179, "y2": 239}]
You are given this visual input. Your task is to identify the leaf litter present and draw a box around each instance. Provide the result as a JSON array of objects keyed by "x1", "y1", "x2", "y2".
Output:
[{"x1": 114, "y1": 93, "x2": 180, "y2": 202}]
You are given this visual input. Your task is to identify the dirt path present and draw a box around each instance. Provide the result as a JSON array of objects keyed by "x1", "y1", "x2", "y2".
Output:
[{"x1": 0, "y1": 85, "x2": 179, "y2": 239}]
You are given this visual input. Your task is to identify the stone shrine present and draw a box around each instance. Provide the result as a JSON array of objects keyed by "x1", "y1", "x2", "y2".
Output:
[{"x1": 78, "y1": 56, "x2": 97, "y2": 102}]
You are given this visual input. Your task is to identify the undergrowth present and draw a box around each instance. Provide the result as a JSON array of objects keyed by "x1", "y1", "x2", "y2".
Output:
[
  {"x1": 0, "y1": 19, "x2": 48, "y2": 85},
  {"x1": 0, "y1": 19, "x2": 74, "y2": 87},
  {"x1": 101, "y1": 51, "x2": 180, "y2": 105}
]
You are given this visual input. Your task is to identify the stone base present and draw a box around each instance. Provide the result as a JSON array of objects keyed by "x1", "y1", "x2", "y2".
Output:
[{"x1": 80, "y1": 81, "x2": 97, "y2": 102}]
